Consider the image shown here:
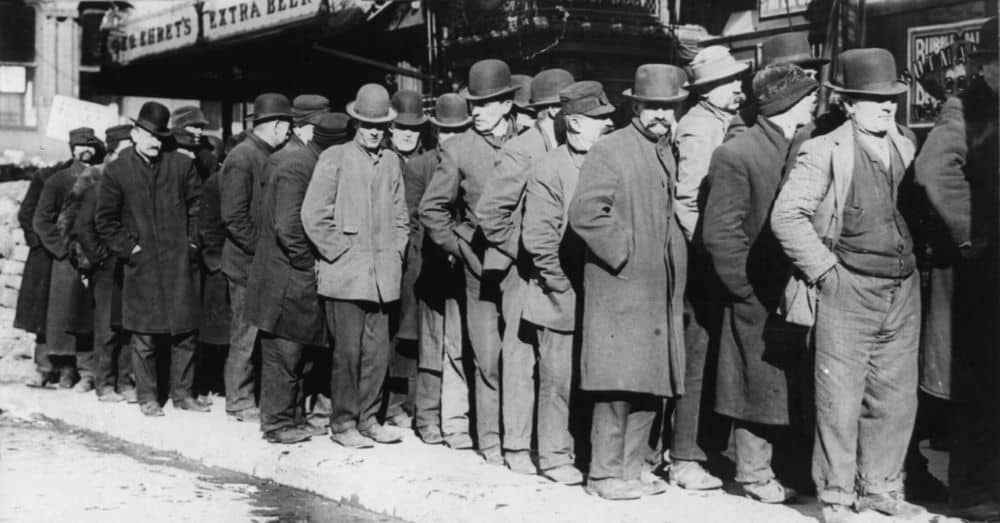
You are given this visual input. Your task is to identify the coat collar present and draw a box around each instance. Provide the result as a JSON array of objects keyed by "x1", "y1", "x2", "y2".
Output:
[{"x1": 246, "y1": 131, "x2": 276, "y2": 154}]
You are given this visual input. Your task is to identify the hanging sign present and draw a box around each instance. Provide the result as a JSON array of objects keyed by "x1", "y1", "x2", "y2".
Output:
[
  {"x1": 906, "y1": 18, "x2": 987, "y2": 128},
  {"x1": 106, "y1": 3, "x2": 199, "y2": 65},
  {"x1": 759, "y1": 0, "x2": 809, "y2": 20},
  {"x1": 201, "y1": 0, "x2": 320, "y2": 42}
]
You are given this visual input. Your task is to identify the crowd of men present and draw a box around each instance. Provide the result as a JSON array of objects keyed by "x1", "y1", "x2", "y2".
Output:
[{"x1": 12, "y1": 15, "x2": 1000, "y2": 523}]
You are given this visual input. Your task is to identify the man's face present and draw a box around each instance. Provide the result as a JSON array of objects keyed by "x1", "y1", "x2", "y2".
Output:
[
  {"x1": 356, "y1": 121, "x2": 387, "y2": 151},
  {"x1": 635, "y1": 102, "x2": 678, "y2": 138},
  {"x1": 294, "y1": 124, "x2": 315, "y2": 144},
  {"x1": 471, "y1": 99, "x2": 512, "y2": 133},
  {"x1": 269, "y1": 120, "x2": 292, "y2": 147},
  {"x1": 390, "y1": 124, "x2": 421, "y2": 154},
  {"x1": 567, "y1": 114, "x2": 614, "y2": 152},
  {"x1": 846, "y1": 96, "x2": 898, "y2": 134},
  {"x1": 184, "y1": 125, "x2": 204, "y2": 141},
  {"x1": 72, "y1": 145, "x2": 96, "y2": 164},
  {"x1": 131, "y1": 127, "x2": 162, "y2": 159},
  {"x1": 704, "y1": 78, "x2": 744, "y2": 112}
]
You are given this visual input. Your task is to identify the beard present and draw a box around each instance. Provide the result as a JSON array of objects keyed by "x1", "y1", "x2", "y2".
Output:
[{"x1": 75, "y1": 150, "x2": 94, "y2": 164}]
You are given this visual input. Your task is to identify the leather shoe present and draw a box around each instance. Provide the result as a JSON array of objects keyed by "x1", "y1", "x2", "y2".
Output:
[
  {"x1": 73, "y1": 375, "x2": 95, "y2": 393},
  {"x1": 634, "y1": 477, "x2": 668, "y2": 497},
  {"x1": 264, "y1": 427, "x2": 312, "y2": 445},
  {"x1": 140, "y1": 401, "x2": 165, "y2": 417},
  {"x1": 585, "y1": 478, "x2": 644, "y2": 501},
  {"x1": 668, "y1": 460, "x2": 723, "y2": 490},
  {"x1": 120, "y1": 388, "x2": 138, "y2": 404},
  {"x1": 387, "y1": 412, "x2": 413, "y2": 429},
  {"x1": 855, "y1": 491, "x2": 926, "y2": 519},
  {"x1": 228, "y1": 407, "x2": 260, "y2": 422},
  {"x1": 360, "y1": 424, "x2": 402, "y2": 444},
  {"x1": 739, "y1": 478, "x2": 797, "y2": 504},
  {"x1": 173, "y1": 397, "x2": 210, "y2": 412},
  {"x1": 297, "y1": 421, "x2": 327, "y2": 437},
  {"x1": 505, "y1": 450, "x2": 536, "y2": 475},
  {"x1": 25, "y1": 370, "x2": 56, "y2": 388},
  {"x1": 330, "y1": 428, "x2": 375, "y2": 449},
  {"x1": 98, "y1": 388, "x2": 125, "y2": 402},
  {"x1": 542, "y1": 465, "x2": 584, "y2": 485}
]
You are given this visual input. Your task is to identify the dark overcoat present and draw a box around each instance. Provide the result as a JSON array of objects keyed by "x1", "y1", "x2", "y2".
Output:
[
  {"x1": 197, "y1": 170, "x2": 231, "y2": 345},
  {"x1": 70, "y1": 165, "x2": 122, "y2": 328},
  {"x1": 33, "y1": 160, "x2": 92, "y2": 335},
  {"x1": 568, "y1": 121, "x2": 687, "y2": 397},
  {"x1": 95, "y1": 148, "x2": 201, "y2": 335},
  {"x1": 220, "y1": 132, "x2": 273, "y2": 284},
  {"x1": 14, "y1": 160, "x2": 68, "y2": 336},
  {"x1": 702, "y1": 118, "x2": 804, "y2": 425},
  {"x1": 245, "y1": 139, "x2": 325, "y2": 346}
]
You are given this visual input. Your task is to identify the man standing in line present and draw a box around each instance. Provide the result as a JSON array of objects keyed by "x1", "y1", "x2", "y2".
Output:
[
  {"x1": 520, "y1": 80, "x2": 614, "y2": 485},
  {"x1": 702, "y1": 64, "x2": 819, "y2": 504},
  {"x1": 33, "y1": 127, "x2": 103, "y2": 391},
  {"x1": 669, "y1": 45, "x2": 748, "y2": 491},
  {"x1": 419, "y1": 59, "x2": 520, "y2": 465},
  {"x1": 220, "y1": 93, "x2": 293, "y2": 422},
  {"x1": 95, "y1": 102, "x2": 205, "y2": 417},
  {"x1": 771, "y1": 49, "x2": 925, "y2": 523},
  {"x1": 568, "y1": 64, "x2": 689, "y2": 500},
  {"x1": 302, "y1": 84, "x2": 409, "y2": 448},
  {"x1": 405, "y1": 93, "x2": 473, "y2": 448},
  {"x1": 476, "y1": 67, "x2": 574, "y2": 473}
]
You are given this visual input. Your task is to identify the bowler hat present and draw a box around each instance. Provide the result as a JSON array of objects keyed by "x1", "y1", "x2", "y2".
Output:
[
  {"x1": 346, "y1": 84, "x2": 397, "y2": 124},
  {"x1": 69, "y1": 127, "x2": 101, "y2": 148},
  {"x1": 761, "y1": 32, "x2": 829, "y2": 69},
  {"x1": 460, "y1": 59, "x2": 520, "y2": 102},
  {"x1": 530, "y1": 68, "x2": 575, "y2": 108},
  {"x1": 391, "y1": 90, "x2": 428, "y2": 127},
  {"x1": 429, "y1": 93, "x2": 472, "y2": 128},
  {"x1": 560, "y1": 81, "x2": 615, "y2": 117},
  {"x1": 826, "y1": 48, "x2": 907, "y2": 96},
  {"x1": 131, "y1": 101, "x2": 172, "y2": 138},
  {"x1": 686, "y1": 46, "x2": 749, "y2": 87},
  {"x1": 623, "y1": 64, "x2": 689, "y2": 103},
  {"x1": 973, "y1": 17, "x2": 998, "y2": 57},
  {"x1": 292, "y1": 94, "x2": 331, "y2": 126},
  {"x1": 511, "y1": 74, "x2": 533, "y2": 110},
  {"x1": 171, "y1": 105, "x2": 209, "y2": 130},
  {"x1": 249, "y1": 93, "x2": 293, "y2": 124}
]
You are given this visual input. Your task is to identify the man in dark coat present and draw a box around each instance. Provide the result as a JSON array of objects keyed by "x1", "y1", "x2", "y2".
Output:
[
  {"x1": 246, "y1": 103, "x2": 342, "y2": 445},
  {"x1": 18, "y1": 157, "x2": 70, "y2": 387},
  {"x1": 66, "y1": 124, "x2": 135, "y2": 403},
  {"x1": 406, "y1": 93, "x2": 471, "y2": 448},
  {"x1": 702, "y1": 64, "x2": 818, "y2": 504},
  {"x1": 220, "y1": 93, "x2": 293, "y2": 421},
  {"x1": 32, "y1": 127, "x2": 102, "y2": 391},
  {"x1": 95, "y1": 101, "x2": 206, "y2": 417},
  {"x1": 914, "y1": 16, "x2": 1000, "y2": 521},
  {"x1": 419, "y1": 59, "x2": 520, "y2": 464},
  {"x1": 568, "y1": 64, "x2": 689, "y2": 501}
]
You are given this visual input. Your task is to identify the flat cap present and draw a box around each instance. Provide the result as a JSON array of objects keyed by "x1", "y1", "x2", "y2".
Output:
[{"x1": 560, "y1": 81, "x2": 616, "y2": 117}]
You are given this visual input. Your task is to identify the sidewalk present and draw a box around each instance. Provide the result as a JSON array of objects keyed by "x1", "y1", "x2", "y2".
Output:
[{"x1": 0, "y1": 384, "x2": 954, "y2": 523}]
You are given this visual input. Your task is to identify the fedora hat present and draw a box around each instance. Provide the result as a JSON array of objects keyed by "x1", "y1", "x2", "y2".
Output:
[
  {"x1": 623, "y1": 64, "x2": 689, "y2": 103},
  {"x1": 430, "y1": 93, "x2": 472, "y2": 128},
  {"x1": 530, "y1": 68, "x2": 575, "y2": 107},
  {"x1": 511, "y1": 74, "x2": 533, "y2": 110},
  {"x1": 973, "y1": 16, "x2": 998, "y2": 57},
  {"x1": 460, "y1": 59, "x2": 520, "y2": 102},
  {"x1": 686, "y1": 46, "x2": 749, "y2": 87},
  {"x1": 170, "y1": 105, "x2": 209, "y2": 130},
  {"x1": 292, "y1": 94, "x2": 330, "y2": 126},
  {"x1": 391, "y1": 90, "x2": 428, "y2": 127},
  {"x1": 761, "y1": 31, "x2": 829, "y2": 69},
  {"x1": 131, "y1": 101, "x2": 172, "y2": 138},
  {"x1": 249, "y1": 93, "x2": 293, "y2": 124},
  {"x1": 560, "y1": 81, "x2": 616, "y2": 117},
  {"x1": 826, "y1": 48, "x2": 907, "y2": 96},
  {"x1": 346, "y1": 84, "x2": 397, "y2": 124}
]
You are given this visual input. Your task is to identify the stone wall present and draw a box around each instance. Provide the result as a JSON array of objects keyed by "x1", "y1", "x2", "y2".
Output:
[{"x1": 0, "y1": 180, "x2": 38, "y2": 382}]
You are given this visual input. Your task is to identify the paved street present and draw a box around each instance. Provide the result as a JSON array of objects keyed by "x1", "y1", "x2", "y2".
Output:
[{"x1": 0, "y1": 413, "x2": 405, "y2": 523}]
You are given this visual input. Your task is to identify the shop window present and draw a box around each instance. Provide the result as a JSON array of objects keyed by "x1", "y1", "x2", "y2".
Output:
[
  {"x1": 0, "y1": 65, "x2": 36, "y2": 128},
  {"x1": 0, "y1": 1, "x2": 36, "y2": 63}
]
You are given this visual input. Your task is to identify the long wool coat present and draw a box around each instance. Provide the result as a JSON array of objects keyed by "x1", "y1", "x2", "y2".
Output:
[
  {"x1": 702, "y1": 118, "x2": 804, "y2": 425},
  {"x1": 568, "y1": 121, "x2": 687, "y2": 397},
  {"x1": 95, "y1": 148, "x2": 201, "y2": 335},
  {"x1": 245, "y1": 139, "x2": 325, "y2": 346},
  {"x1": 197, "y1": 170, "x2": 231, "y2": 344},
  {"x1": 220, "y1": 133, "x2": 273, "y2": 284}
]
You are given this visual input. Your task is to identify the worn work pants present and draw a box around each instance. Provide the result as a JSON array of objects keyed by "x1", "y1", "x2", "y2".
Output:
[
  {"x1": 225, "y1": 278, "x2": 258, "y2": 413},
  {"x1": 813, "y1": 267, "x2": 920, "y2": 507},
  {"x1": 464, "y1": 267, "x2": 503, "y2": 454},
  {"x1": 590, "y1": 393, "x2": 660, "y2": 481},
  {"x1": 259, "y1": 333, "x2": 312, "y2": 434},
  {"x1": 414, "y1": 294, "x2": 469, "y2": 442},
  {"x1": 131, "y1": 331, "x2": 196, "y2": 405},
  {"x1": 537, "y1": 328, "x2": 574, "y2": 471},
  {"x1": 327, "y1": 299, "x2": 391, "y2": 434},
  {"x1": 734, "y1": 421, "x2": 777, "y2": 484},
  {"x1": 500, "y1": 269, "x2": 537, "y2": 453},
  {"x1": 92, "y1": 262, "x2": 130, "y2": 392}
]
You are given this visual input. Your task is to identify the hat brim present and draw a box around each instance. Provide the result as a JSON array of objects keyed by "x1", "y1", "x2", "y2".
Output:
[
  {"x1": 394, "y1": 114, "x2": 429, "y2": 127},
  {"x1": 460, "y1": 84, "x2": 520, "y2": 102},
  {"x1": 250, "y1": 112, "x2": 294, "y2": 124},
  {"x1": 528, "y1": 96, "x2": 561, "y2": 108},
  {"x1": 621, "y1": 88, "x2": 689, "y2": 103},
  {"x1": 685, "y1": 62, "x2": 750, "y2": 87},
  {"x1": 579, "y1": 105, "x2": 617, "y2": 118},
  {"x1": 824, "y1": 81, "x2": 908, "y2": 96},
  {"x1": 130, "y1": 118, "x2": 172, "y2": 138},
  {"x1": 296, "y1": 111, "x2": 329, "y2": 126},
  {"x1": 429, "y1": 116, "x2": 473, "y2": 128},
  {"x1": 346, "y1": 102, "x2": 398, "y2": 124}
]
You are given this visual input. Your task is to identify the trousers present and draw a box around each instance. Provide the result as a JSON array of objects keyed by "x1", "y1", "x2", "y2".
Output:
[
  {"x1": 131, "y1": 331, "x2": 195, "y2": 405},
  {"x1": 463, "y1": 267, "x2": 502, "y2": 453},
  {"x1": 259, "y1": 333, "x2": 311, "y2": 434},
  {"x1": 414, "y1": 294, "x2": 470, "y2": 441},
  {"x1": 224, "y1": 278, "x2": 258, "y2": 412},
  {"x1": 92, "y1": 263, "x2": 130, "y2": 391},
  {"x1": 590, "y1": 393, "x2": 660, "y2": 481},
  {"x1": 327, "y1": 299, "x2": 390, "y2": 433}
]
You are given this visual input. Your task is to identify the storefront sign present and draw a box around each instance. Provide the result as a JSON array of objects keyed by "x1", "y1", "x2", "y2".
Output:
[
  {"x1": 46, "y1": 95, "x2": 121, "y2": 142},
  {"x1": 106, "y1": 3, "x2": 198, "y2": 65},
  {"x1": 202, "y1": 0, "x2": 319, "y2": 42},
  {"x1": 759, "y1": 0, "x2": 809, "y2": 20},
  {"x1": 906, "y1": 18, "x2": 987, "y2": 128}
]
